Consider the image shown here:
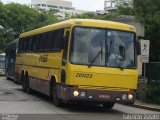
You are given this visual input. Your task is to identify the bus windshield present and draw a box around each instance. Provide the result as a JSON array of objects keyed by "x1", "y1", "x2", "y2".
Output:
[{"x1": 70, "y1": 27, "x2": 136, "y2": 69}]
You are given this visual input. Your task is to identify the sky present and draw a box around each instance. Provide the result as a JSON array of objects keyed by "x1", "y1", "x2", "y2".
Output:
[{"x1": 1, "y1": 0, "x2": 105, "y2": 11}]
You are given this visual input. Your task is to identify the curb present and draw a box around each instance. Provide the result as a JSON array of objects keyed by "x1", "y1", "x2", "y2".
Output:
[
  {"x1": 132, "y1": 103, "x2": 160, "y2": 112},
  {"x1": 122, "y1": 103, "x2": 160, "y2": 112}
]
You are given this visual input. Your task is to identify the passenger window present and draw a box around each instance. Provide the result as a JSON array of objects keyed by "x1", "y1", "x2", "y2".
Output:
[{"x1": 54, "y1": 29, "x2": 64, "y2": 50}]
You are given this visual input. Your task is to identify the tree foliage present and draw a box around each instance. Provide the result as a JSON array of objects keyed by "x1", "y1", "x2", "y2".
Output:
[
  {"x1": 133, "y1": 0, "x2": 160, "y2": 61},
  {"x1": 71, "y1": 12, "x2": 117, "y2": 21},
  {"x1": 0, "y1": 2, "x2": 59, "y2": 52}
]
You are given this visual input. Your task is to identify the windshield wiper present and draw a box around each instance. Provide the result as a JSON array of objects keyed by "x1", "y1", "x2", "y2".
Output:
[
  {"x1": 88, "y1": 50, "x2": 103, "y2": 68},
  {"x1": 88, "y1": 40, "x2": 103, "y2": 68}
]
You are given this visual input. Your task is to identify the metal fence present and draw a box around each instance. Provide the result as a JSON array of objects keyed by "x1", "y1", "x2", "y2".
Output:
[
  {"x1": 137, "y1": 62, "x2": 160, "y2": 104},
  {"x1": 146, "y1": 62, "x2": 160, "y2": 84}
]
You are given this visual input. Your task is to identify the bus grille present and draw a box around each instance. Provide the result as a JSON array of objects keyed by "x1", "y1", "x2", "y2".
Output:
[{"x1": 79, "y1": 85, "x2": 129, "y2": 91}]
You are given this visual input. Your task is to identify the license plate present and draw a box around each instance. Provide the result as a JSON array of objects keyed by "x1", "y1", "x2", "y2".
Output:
[{"x1": 99, "y1": 94, "x2": 110, "y2": 99}]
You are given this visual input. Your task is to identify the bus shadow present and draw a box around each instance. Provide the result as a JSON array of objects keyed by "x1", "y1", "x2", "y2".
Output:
[
  {"x1": 63, "y1": 103, "x2": 123, "y2": 114},
  {"x1": 16, "y1": 88, "x2": 123, "y2": 114},
  {"x1": 16, "y1": 88, "x2": 51, "y2": 101}
]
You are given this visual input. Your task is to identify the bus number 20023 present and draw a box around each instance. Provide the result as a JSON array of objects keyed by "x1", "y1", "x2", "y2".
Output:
[{"x1": 75, "y1": 73, "x2": 92, "y2": 78}]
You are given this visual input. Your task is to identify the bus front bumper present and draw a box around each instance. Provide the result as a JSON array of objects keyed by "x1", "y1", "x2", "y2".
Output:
[{"x1": 59, "y1": 86, "x2": 136, "y2": 104}]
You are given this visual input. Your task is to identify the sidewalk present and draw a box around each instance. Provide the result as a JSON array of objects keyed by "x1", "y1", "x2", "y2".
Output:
[{"x1": 132, "y1": 100, "x2": 160, "y2": 112}]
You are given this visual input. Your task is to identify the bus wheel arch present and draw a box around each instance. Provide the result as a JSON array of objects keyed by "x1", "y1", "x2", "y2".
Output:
[
  {"x1": 50, "y1": 76, "x2": 56, "y2": 96},
  {"x1": 50, "y1": 75, "x2": 59, "y2": 92},
  {"x1": 50, "y1": 75, "x2": 63, "y2": 107},
  {"x1": 21, "y1": 70, "x2": 26, "y2": 91},
  {"x1": 21, "y1": 70, "x2": 24, "y2": 77},
  {"x1": 21, "y1": 70, "x2": 24, "y2": 84},
  {"x1": 25, "y1": 71, "x2": 31, "y2": 93},
  {"x1": 25, "y1": 71, "x2": 28, "y2": 77}
]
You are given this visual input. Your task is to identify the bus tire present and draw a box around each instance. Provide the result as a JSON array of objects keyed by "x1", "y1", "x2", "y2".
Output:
[
  {"x1": 25, "y1": 74, "x2": 31, "y2": 93},
  {"x1": 52, "y1": 83, "x2": 62, "y2": 107},
  {"x1": 21, "y1": 73, "x2": 26, "y2": 92},
  {"x1": 103, "y1": 102, "x2": 115, "y2": 109}
]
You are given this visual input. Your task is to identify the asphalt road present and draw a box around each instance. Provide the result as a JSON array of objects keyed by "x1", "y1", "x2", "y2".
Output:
[{"x1": 0, "y1": 76, "x2": 159, "y2": 120}]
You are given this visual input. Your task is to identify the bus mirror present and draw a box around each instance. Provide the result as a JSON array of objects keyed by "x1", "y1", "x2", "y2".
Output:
[{"x1": 137, "y1": 41, "x2": 141, "y2": 55}]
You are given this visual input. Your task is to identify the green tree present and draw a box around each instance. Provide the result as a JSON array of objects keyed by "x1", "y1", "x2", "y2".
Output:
[
  {"x1": 0, "y1": 2, "x2": 59, "y2": 52},
  {"x1": 133, "y1": 0, "x2": 160, "y2": 61},
  {"x1": 72, "y1": 12, "x2": 96, "y2": 19}
]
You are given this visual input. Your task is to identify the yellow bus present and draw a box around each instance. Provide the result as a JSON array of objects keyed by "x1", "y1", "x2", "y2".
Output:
[{"x1": 16, "y1": 19, "x2": 138, "y2": 109}]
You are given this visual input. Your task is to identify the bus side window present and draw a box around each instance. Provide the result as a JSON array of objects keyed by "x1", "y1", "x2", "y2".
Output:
[
  {"x1": 41, "y1": 33, "x2": 47, "y2": 51},
  {"x1": 44, "y1": 32, "x2": 50, "y2": 51},
  {"x1": 31, "y1": 35, "x2": 37, "y2": 52},
  {"x1": 54, "y1": 29, "x2": 64, "y2": 51},
  {"x1": 25, "y1": 37, "x2": 30, "y2": 52},
  {"x1": 62, "y1": 31, "x2": 69, "y2": 66},
  {"x1": 53, "y1": 30, "x2": 58, "y2": 50},
  {"x1": 28, "y1": 36, "x2": 32, "y2": 52},
  {"x1": 18, "y1": 38, "x2": 22, "y2": 53},
  {"x1": 39, "y1": 34, "x2": 43, "y2": 51},
  {"x1": 50, "y1": 31, "x2": 55, "y2": 50},
  {"x1": 35, "y1": 35, "x2": 40, "y2": 52},
  {"x1": 48, "y1": 32, "x2": 53, "y2": 50},
  {"x1": 19, "y1": 38, "x2": 23, "y2": 53}
]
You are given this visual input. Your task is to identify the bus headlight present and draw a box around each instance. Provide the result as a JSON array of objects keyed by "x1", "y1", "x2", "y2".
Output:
[
  {"x1": 128, "y1": 94, "x2": 133, "y2": 100},
  {"x1": 73, "y1": 91, "x2": 79, "y2": 97}
]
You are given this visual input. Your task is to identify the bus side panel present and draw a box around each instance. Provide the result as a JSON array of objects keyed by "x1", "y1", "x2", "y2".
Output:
[{"x1": 16, "y1": 52, "x2": 62, "y2": 95}]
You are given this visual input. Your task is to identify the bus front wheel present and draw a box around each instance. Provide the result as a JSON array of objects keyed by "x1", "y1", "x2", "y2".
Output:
[
  {"x1": 103, "y1": 102, "x2": 115, "y2": 109},
  {"x1": 52, "y1": 84, "x2": 63, "y2": 107}
]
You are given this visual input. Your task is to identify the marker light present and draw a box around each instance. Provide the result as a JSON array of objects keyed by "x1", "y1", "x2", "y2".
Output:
[
  {"x1": 73, "y1": 91, "x2": 79, "y2": 97},
  {"x1": 80, "y1": 91, "x2": 86, "y2": 97},
  {"x1": 122, "y1": 94, "x2": 127, "y2": 100}
]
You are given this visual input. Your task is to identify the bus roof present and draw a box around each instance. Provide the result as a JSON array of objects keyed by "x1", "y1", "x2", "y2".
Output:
[{"x1": 20, "y1": 19, "x2": 136, "y2": 38}]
